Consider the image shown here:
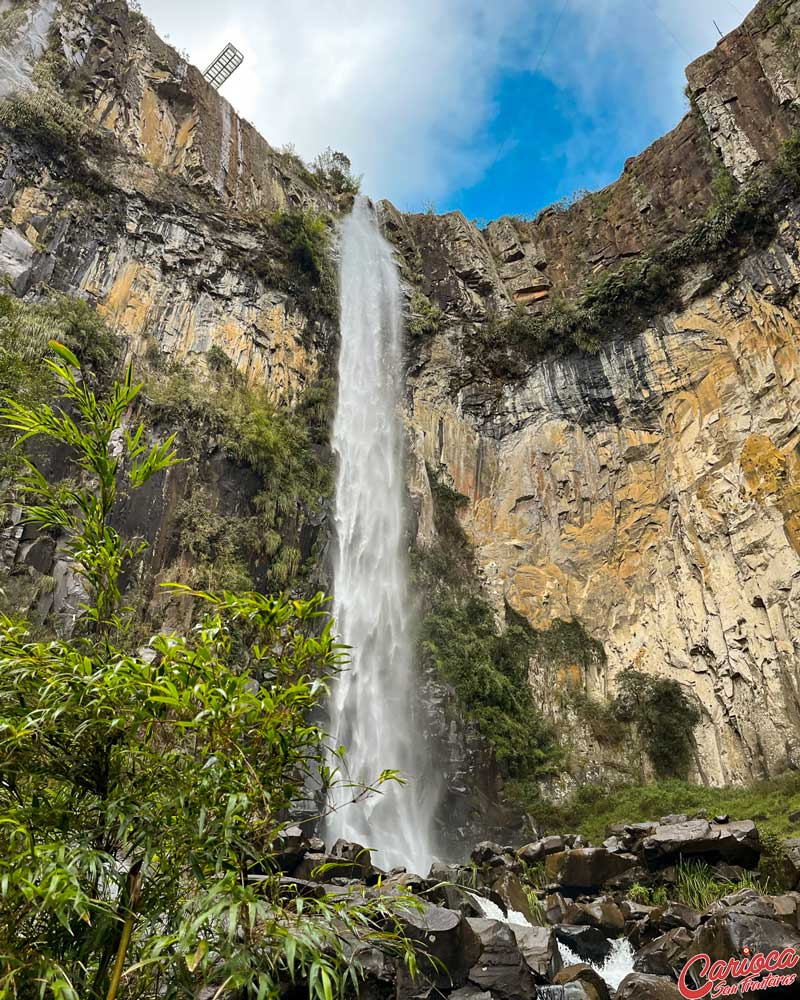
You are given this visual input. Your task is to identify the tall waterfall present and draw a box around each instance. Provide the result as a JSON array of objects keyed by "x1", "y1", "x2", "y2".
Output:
[{"x1": 325, "y1": 196, "x2": 435, "y2": 874}]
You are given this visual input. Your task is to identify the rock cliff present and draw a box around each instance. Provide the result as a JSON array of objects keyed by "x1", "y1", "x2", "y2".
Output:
[
  {"x1": 3, "y1": 0, "x2": 800, "y2": 825},
  {"x1": 389, "y1": 0, "x2": 800, "y2": 791}
]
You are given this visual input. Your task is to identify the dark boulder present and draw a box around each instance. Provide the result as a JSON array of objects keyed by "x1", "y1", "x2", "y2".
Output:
[
  {"x1": 330, "y1": 838, "x2": 373, "y2": 878},
  {"x1": 641, "y1": 818, "x2": 760, "y2": 869},
  {"x1": 615, "y1": 972, "x2": 682, "y2": 999},
  {"x1": 570, "y1": 896, "x2": 625, "y2": 934},
  {"x1": 633, "y1": 926, "x2": 692, "y2": 978},
  {"x1": 400, "y1": 900, "x2": 482, "y2": 991},
  {"x1": 273, "y1": 824, "x2": 309, "y2": 873},
  {"x1": 466, "y1": 917, "x2": 538, "y2": 1000},
  {"x1": 553, "y1": 963, "x2": 610, "y2": 1000},
  {"x1": 660, "y1": 901, "x2": 701, "y2": 931},
  {"x1": 512, "y1": 923, "x2": 563, "y2": 982},
  {"x1": 687, "y1": 891, "x2": 800, "y2": 996},
  {"x1": 518, "y1": 841, "x2": 545, "y2": 865},
  {"x1": 491, "y1": 870, "x2": 534, "y2": 922},
  {"x1": 545, "y1": 848, "x2": 639, "y2": 893},
  {"x1": 553, "y1": 923, "x2": 613, "y2": 963}
]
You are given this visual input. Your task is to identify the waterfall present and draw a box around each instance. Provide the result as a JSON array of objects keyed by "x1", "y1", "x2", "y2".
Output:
[{"x1": 324, "y1": 196, "x2": 435, "y2": 874}]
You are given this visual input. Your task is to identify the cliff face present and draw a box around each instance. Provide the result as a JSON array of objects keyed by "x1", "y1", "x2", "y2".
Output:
[
  {"x1": 389, "y1": 0, "x2": 800, "y2": 789},
  {"x1": 3, "y1": 0, "x2": 800, "y2": 813}
]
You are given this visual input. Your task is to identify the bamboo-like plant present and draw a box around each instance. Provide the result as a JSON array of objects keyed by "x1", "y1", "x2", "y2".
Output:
[{"x1": 0, "y1": 343, "x2": 416, "y2": 999}]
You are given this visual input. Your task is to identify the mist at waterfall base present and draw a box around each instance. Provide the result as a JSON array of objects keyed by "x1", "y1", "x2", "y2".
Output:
[{"x1": 324, "y1": 196, "x2": 437, "y2": 874}]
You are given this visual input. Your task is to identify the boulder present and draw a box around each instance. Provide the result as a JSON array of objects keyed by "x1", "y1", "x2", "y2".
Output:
[
  {"x1": 330, "y1": 838, "x2": 373, "y2": 878},
  {"x1": 546, "y1": 892, "x2": 570, "y2": 924},
  {"x1": 491, "y1": 871, "x2": 534, "y2": 922},
  {"x1": 447, "y1": 988, "x2": 492, "y2": 1000},
  {"x1": 641, "y1": 818, "x2": 760, "y2": 869},
  {"x1": 545, "y1": 848, "x2": 639, "y2": 892},
  {"x1": 783, "y1": 838, "x2": 800, "y2": 889},
  {"x1": 427, "y1": 883, "x2": 491, "y2": 918},
  {"x1": 273, "y1": 824, "x2": 309, "y2": 873},
  {"x1": 689, "y1": 892, "x2": 800, "y2": 994},
  {"x1": 542, "y1": 835, "x2": 567, "y2": 855},
  {"x1": 633, "y1": 926, "x2": 692, "y2": 978},
  {"x1": 615, "y1": 972, "x2": 682, "y2": 999},
  {"x1": 553, "y1": 963, "x2": 611, "y2": 1000},
  {"x1": 660, "y1": 901, "x2": 701, "y2": 931},
  {"x1": 518, "y1": 840, "x2": 545, "y2": 865},
  {"x1": 471, "y1": 841, "x2": 506, "y2": 865},
  {"x1": 553, "y1": 924, "x2": 613, "y2": 963},
  {"x1": 571, "y1": 896, "x2": 625, "y2": 934},
  {"x1": 467, "y1": 917, "x2": 538, "y2": 1000},
  {"x1": 400, "y1": 901, "x2": 482, "y2": 990},
  {"x1": 512, "y1": 923, "x2": 563, "y2": 982}
]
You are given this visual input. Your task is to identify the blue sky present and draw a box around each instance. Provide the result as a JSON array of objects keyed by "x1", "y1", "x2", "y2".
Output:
[{"x1": 138, "y1": 0, "x2": 747, "y2": 221}]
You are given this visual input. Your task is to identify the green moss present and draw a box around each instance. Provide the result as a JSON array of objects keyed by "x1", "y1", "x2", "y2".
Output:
[
  {"x1": 416, "y1": 464, "x2": 561, "y2": 781},
  {"x1": 473, "y1": 133, "x2": 800, "y2": 378}
]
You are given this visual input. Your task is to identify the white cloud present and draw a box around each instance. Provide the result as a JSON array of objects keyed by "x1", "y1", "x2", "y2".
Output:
[{"x1": 138, "y1": 0, "x2": 749, "y2": 209}]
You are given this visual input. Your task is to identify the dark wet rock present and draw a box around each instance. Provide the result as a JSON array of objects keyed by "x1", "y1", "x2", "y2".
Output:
[
  {"x1": 400, "y1": 901, "x2": 482, "y2": 991},
  {"x1": 660, "y1": 902, "x2": 702, "y2": 931},
  {"x1": 491, "y1": 871, "x2": 534, "y2": 922},
  {"x1": 633, "y1": 927, "x2": 692, "y2": 978},
  {"x1": 512, "y1": 923, "x2": 563, "y2": 982},
  {"x1": 641, "y1": 819, "x2": 760, "y2": 869},
  {"x1": 570, "y1": 896, "x2": 625, "y2": 934},
  {"x1": 553, "y1": 963, "x2": 611, "y2": 1000},
  {"x1": 553, "y1": 924, "x2": 613, "y2": 963},
  {"x1": 690, "y1": 891, "x2": 800, "y2": 977},
  {"x1": 542, "y1": 835, "x2": 567, "y2": 856},
  {"x1": 467, "y1": 917, "x2": 538, "y2": 1000},
  {"x1": 545, "y1": 892, "x2": 570, "y2": 925},
  {"x1": 545, "y1": 848, "x2": 639, "y2": 892},
  {"x1": 471, "y1": 841, "x2": 506, "y2": 865},
  {"x1": 274, "y1": 824, "x2": 309, "y2": 872},
  {"x1": 518, "y1": 841, "x2": 545, "y2": 865},
  {"x1": 331, "y1": 838, "x2": 373, "y2": 877},
  {"x1": 783, "y1": 838, "x2": 800, "y2": 889},
  {"x1": 615, "y1": 972, "x2": 682, "y2": 999}
]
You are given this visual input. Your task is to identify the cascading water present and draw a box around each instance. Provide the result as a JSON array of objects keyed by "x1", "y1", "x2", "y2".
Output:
[{"x1": 324, "y1": 196, "x2": 436, "y2": 874}]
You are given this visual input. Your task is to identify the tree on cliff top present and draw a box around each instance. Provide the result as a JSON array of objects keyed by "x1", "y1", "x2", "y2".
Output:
[{"x1": 0, "y1": 344, "x2": 415, "y2": 999}]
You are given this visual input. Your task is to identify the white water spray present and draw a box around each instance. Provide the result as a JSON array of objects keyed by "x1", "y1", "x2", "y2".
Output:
[{"x1": 324, "y1": 197, "x2": 435, "y2": 874}]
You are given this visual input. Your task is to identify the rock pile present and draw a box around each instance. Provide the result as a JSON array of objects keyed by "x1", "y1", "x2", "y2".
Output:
[{"x1": 263, "y1": 814, "x2": 800, "y2": 998}]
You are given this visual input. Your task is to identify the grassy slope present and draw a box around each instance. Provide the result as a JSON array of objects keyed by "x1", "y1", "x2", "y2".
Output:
[{"x1": 553, "y1": 774, "x2": 800, "y2": 843}]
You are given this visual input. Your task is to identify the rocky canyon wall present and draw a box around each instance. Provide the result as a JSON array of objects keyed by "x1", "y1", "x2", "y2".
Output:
[
  {"x1": 3, "y1": 0, "x2": 800, "y2": 825},
  {"x1": 389, "y1": 0, "x2": 800, "y2": 791}
]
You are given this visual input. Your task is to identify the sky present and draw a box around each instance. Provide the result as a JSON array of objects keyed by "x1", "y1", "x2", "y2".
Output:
[{"x1": 137, "y1": 0, "x2": 749, "y2": 221}]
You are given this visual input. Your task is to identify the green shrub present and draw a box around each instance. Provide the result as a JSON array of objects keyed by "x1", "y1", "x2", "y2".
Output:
[
  {"x1": 252, "y1": 210, "x2": 337, "y2": 318},
  {"x1": 539, "y1": 772, "x2": 800, "y2": 842},
  {"x1": 421, "y1": 595, "x2": 561, "y2": 779},
  {"x1": 613, "y1": 669, "x2": 701, "y2": 779},
  {"x1": 144, "y1": 362, "x2": 332, "y2": 590},
  {"x1": 0, "y1": 51, "x2": 94, "y2": 164},
  {"x1": 408, "y1": 289, "x2": 444, "y2": 337},
  {"x1": 0, "y1": 347, "x2": 418, "y2": 999},
  {"x1": 311, "y1": 147, "x2": 361, "y2": 195}
]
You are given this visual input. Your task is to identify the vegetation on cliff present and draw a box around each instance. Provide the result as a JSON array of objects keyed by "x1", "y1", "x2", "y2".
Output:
[
  {"x1": 472, "y1": 133, "x2": 800, "y2": 378},
  {"x1": 415, "y1": 465, "x2": 562, "y2": 782},
  {"x1": 143, "y1": 354, "x2": 334, "y2": 593},
  {"x1": 0, "y1": 346, "x2": 415, "y2": 1000}
]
